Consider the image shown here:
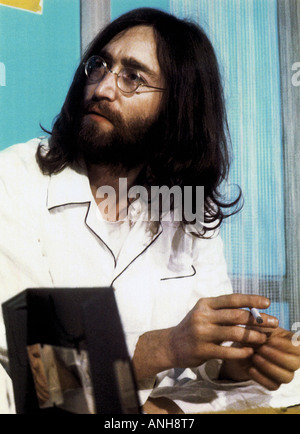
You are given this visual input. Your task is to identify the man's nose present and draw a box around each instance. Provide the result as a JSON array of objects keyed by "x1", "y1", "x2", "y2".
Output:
[{"x1": 92, "y1": 70, "x2": 118, "y2": 101}]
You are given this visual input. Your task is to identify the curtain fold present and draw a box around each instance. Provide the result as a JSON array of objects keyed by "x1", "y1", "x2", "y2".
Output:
[
  {"x1": 277, "y1": 0, "x2": 300, "y2": 327},
  {"x1": 170, "y1": 0, "x2": 299, "y2": 329},
  {"x1": 80, "y1": 0, "x2": 111, "y2": 55}
]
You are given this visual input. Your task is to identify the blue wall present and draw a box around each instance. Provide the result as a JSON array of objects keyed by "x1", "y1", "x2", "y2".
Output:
[
  {"x1": 0, "y1": 0, "x2": 80, "y2": 149},
  {"x1": 111, "y1": 0, "x2": 170, "y2": 20}
]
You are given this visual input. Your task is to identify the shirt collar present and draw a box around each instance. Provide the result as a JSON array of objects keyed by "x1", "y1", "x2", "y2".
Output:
[
  {"x1": 47, "y1": 162, "x2": 93, "y2": 210},
  {"x1": 46, "y1": 160, "x2": 164, "y2": 239}
]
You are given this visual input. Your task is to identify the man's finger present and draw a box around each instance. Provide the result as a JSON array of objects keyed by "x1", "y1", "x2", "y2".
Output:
[
  {"x1": 205, "y1": 294, "x2": 270, "y2": 310},
  {"x1": 249, "y1": 367, "x2": 281, "y2": 391},
  {"x1": 211, "y1": 325, "x2": 268, "y2": 346},
  {"x1": 209, "y1": 344, "x2": 254, "y2": 360},
  {"x1": 211, "y1": 309, "x2": 278, "y2": 328},
  {"x1": 257, "y1": 344, "x2": 300, "y2": 372},
  {"x1": 264, "y1": 335, "x2": 300, "y2": 357},
  {"x1": 252, "y1": 353, "x2": 295, "y2": 385}
]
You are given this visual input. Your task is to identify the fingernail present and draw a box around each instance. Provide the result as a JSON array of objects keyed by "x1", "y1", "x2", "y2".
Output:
[
  {"x1": 262, "y1": 298, "x2": 270, "y2": 308},
  {"x1": 267, "y1": 318, "x2": 279, "y2": 327}
]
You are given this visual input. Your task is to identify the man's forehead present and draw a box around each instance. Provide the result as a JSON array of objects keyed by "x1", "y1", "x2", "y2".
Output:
[
  {"x1": 106, "y1": 25, "x2": 156, "y2": 48},
  {"x1": 100, "y1": 25, "x2": 161, "y2": 76}
]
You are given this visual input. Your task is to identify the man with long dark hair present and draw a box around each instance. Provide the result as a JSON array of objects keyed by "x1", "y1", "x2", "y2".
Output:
[{"x1": 0, "y1": 8, "x2": 299, "y2": 414}]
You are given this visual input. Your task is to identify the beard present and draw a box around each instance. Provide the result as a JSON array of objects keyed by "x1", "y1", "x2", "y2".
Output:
[{"x1": 76, "y1": 100, "x2": 162, "y2": 170}]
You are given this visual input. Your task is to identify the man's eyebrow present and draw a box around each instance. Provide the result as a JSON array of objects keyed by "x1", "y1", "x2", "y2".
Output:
[
  {"x1": 99, "y1": 50, "x2": 158, "y2": 79},
  {"x1": 99, "y1": 49, "x2": 113, "y2": 64},
  {"x1": 121, "y1": 57, "x2": 158, "y2": 79}
]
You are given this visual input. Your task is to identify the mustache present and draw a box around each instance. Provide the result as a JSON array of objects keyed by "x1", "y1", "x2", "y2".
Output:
[{"x1": 82, "y1": 100, "x2": 123, "y2": 125}]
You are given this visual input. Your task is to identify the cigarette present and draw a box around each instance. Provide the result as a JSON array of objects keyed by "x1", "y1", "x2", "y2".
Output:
[{"x1": 250, "y1": 308, "x2": 263, "y2": 324}]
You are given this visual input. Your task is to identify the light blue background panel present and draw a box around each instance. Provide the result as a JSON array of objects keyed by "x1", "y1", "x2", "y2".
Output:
[
  {"x1": 171, "y1": 0, "x2": 285, "y2": 279},
  {"x1": 0, "y1": 0, "x2": 81, "y2": 149},
  {"x1": 111, "y1": 0, "x2": 170, "y2": 20}
]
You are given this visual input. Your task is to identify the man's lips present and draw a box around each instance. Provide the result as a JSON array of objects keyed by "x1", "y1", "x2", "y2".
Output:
[
  {"x1": 83, "y1": 103, "x2": 121, "y2": 125},
  {"x1": 87, "y1": 110, "x2": 110, "y2": 121}
]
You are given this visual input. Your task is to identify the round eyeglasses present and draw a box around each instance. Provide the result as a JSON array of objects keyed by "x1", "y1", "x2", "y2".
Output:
[{"x1": 84, "y1": 55, "x2": 166, "y2": 94}]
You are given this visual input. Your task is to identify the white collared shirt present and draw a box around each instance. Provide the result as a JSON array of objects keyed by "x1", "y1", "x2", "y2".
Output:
[{"x1": 0, "y1": 139, "x2": 299, "y2": 413}]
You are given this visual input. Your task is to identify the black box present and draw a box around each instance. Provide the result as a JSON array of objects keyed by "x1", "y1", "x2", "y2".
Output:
[{"x1": 2, "y1": 287, "x2": 141, "y2": 414}]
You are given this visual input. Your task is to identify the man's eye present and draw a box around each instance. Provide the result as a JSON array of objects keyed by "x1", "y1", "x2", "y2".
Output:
[
  {"x1": 122, "y1": 69, "x2": 142, "y2": 83},
  {"x1": 87, "y1": 60, "x2": 104, "y2": 77},
  {"x1": 93, "y1": 60, "x2": 105, "y2": 70}
]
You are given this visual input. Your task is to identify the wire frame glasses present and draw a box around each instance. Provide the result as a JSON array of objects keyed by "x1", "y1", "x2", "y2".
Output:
[{"x1": 84, "y1": 55, "x2": 165, "y2": 94}]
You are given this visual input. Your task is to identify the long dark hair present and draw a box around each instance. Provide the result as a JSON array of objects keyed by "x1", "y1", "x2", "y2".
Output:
[{"x1": 37, "y1": 7, "x2": 242, "y2": 235}]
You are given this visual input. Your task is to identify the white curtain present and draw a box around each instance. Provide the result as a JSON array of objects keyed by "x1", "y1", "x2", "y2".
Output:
[{"x1": 170, "y1": 0, "x2": 300, "y2": 329}]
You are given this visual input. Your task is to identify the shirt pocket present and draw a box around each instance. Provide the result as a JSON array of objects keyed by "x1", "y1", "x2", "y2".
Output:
[
  {"x1": 155, "y1": 265, "x2": 198, "y2": 328},
  {"x1": 160, "y1": 265, "x2": 196, "y2": 281}
]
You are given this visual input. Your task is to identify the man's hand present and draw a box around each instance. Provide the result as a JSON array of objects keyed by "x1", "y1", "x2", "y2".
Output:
[
  {"x1": 133, "y1": 294, "x2": 278, "y2": 380},
  {"x1": 248, "y1": 327, "x2": 300, "y2": 390},
  {"x1": 167, "y1": 294, "x2": 278, "y2": 368},
  {"x1": 220, "y1": 327, "x2": 300, "y2": 390}
]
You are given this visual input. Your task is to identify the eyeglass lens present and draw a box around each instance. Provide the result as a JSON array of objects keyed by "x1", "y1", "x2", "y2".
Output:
[
  {"x1": 85, "y1": 56, "x2": 142, "y2": 93},
  {"x1": 85, "y1": 57, "x2": 106, "y2": 82}
]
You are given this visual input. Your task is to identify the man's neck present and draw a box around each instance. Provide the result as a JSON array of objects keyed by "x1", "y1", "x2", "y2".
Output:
[{"x1": 87, "y1": 163, "x2": 143, "y2": 221}]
